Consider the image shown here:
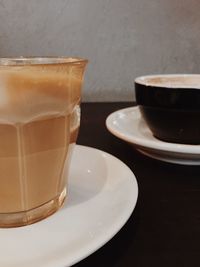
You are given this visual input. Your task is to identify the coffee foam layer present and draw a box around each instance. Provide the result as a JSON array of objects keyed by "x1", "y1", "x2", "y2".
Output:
[
  {"x1": 135, "y1": 75, "x2": 200, "y2": 89},
  {"x1": 0, "y1": 69, "x2": 81, "y2": 123}
]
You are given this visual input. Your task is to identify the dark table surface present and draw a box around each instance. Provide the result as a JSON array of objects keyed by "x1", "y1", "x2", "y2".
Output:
[{"x1": 74, "y1": 102, "x2": 200, "y2": 267}]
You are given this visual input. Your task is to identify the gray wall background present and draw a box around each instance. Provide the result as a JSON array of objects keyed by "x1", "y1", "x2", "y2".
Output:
[{"x1": 0, "y1": 0, "x2": 199, "y2": 101}]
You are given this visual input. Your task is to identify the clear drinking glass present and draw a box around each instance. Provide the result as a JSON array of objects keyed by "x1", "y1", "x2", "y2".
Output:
[{"x1": 0, "y1": 57, "x2": 88, "y2": 227}]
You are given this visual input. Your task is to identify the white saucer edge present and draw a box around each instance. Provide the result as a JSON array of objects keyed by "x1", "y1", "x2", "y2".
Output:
[
  {"x1": 106, "y1": 106, "x2": 200, "y2": 156},
  {"x1": 137, "y1": 148, "x2": 200, "y2": 165},
  {"x1": 66, "y1": 145, "x2": 139, "y2": 267}
]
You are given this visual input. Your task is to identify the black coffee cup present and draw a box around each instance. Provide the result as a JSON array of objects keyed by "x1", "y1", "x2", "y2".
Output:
[{"x1": 135, "y1": 74, "x2": 200, "y2": 144}]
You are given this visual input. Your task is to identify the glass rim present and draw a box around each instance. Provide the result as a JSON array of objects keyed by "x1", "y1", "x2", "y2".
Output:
[{"x1": 0, "y1": 57, "x2": 88, "y2": 66}]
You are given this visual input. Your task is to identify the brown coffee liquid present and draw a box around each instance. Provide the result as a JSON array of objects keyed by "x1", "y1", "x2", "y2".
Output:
[
  {"x1": 0, "y1": 67, "x2": 82, "y2": 225},
  {"x1": 0, "y1": 114, "x2": 79, "y2": 213}
]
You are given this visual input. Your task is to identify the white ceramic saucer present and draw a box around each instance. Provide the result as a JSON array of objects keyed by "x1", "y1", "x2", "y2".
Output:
[
  {"x1": 0, "y1": 145, "x2": 138, "y2": 267},
  {"x1": 106, "y1": 106, "x2": 200, "y2": 165}
]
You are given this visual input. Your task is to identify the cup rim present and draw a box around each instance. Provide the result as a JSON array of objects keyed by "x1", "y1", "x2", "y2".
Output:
[
  {"x1": 0, "y1": 57, "x2": 88, "y2": 66},
  {"x1": 135, "y1": 74, "x2": 200, "y2": 89}
]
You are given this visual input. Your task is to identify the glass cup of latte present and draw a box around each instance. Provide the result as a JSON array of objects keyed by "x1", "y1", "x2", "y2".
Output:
[{"x1": 0, "y1": 57, "x2": 88, "y2": 227}]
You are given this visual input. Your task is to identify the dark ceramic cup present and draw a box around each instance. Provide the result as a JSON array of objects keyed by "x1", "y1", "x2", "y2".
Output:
[{"x1": 135, "y1": 74, "x2": 200, "y2": 144}]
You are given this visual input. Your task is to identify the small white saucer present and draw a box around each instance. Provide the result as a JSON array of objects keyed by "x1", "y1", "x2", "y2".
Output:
[
  {"x1": 0, "y1": 145, "x2": 138, "y2": 267},
  {"x1": 106, "y1": 106, "x2": 200, "y2": 165}
]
